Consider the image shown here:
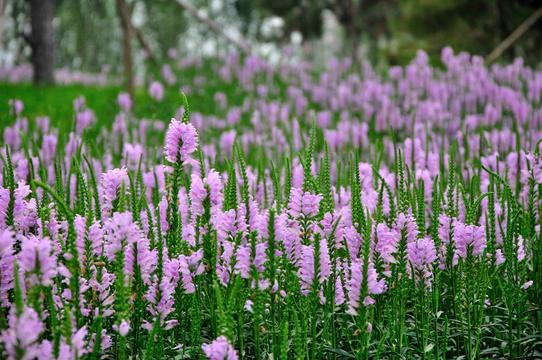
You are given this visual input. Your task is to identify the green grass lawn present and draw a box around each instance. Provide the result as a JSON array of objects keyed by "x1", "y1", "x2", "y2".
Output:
[
  {"x1": 0, "y1": 83, "x2": 190, "y2": 128},
  {"x1": 0, "y1": 83, "x2": 122, "y2": 126},
  {"x1": 0, "y1": 74, "x2": 249, "y2": 132}
]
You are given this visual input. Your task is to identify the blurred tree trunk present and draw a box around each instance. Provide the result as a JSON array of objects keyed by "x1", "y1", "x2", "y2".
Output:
[
  {"x1": 29, "y1": 0, "x2": 55, "y2": 84},
  {"x1": 116, "y1": 0, "x2": 134, "y2": 97},
  {"x1": 0, "y1": 0, "x2": 7, "y2": 45}
]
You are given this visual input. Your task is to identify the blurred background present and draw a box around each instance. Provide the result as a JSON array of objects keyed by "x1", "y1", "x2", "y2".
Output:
[{"x1": 1, "y1": 0, "x2": 542, "y2": 87}]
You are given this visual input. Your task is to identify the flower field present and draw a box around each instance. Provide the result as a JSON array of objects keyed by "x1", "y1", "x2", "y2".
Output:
[{"x1": 1, "y1": 49, "x2": 542, "y2": 359}]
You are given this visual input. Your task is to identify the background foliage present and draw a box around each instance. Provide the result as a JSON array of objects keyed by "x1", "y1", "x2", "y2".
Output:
[{"x1": 2, "y1": 0, "x2": 542, "y2": 74}]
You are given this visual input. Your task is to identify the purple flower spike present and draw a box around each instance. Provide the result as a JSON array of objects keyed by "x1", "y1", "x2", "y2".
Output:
[
  {"x1": 202, "y1": 336, "x2": 238, "y2": 360},
  {"x1": 117, "y1": 92, "x2": 132, "y2": 112},
  {"x1": 164, "y1": 118, "x2": 198, "y2": 163},
  {"x1": 149, "y1": 81, "x2": 165, "y2": 101}
]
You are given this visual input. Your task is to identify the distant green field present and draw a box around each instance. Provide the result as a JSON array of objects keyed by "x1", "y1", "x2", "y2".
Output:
[
  {"x1": 0, "y1": 83, "x2": 185, "y2": 128},
  {"x1": 1, "y1": 83, "x2": 119, "y2": 126},
  {"x1": 0, "y1": 68, "x2": 287, "y2": 159}
]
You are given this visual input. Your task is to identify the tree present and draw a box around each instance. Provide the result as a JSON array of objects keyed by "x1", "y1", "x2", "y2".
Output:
[
  {"x1": 116, "y1": 0, "x2": 134, "y2": 96},
  {"x1": 234, "y1": 0, "x2": 325, "y2": 42},
  {"x1": 333, "y1": 0, "x2": 392, "y2": 61},
  {"x1": 389, "y1": 0, "x2": 542, "y2": 64},
  {"x1": 29, "y1": 0, "x2": 55, "y2": 84}
]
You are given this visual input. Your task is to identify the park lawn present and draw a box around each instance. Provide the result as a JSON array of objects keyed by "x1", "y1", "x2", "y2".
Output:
[
  {"x1": 0, "y1": 74, "x2": 249, "y2": 131},
  {"x1": 1, "y1": 83, "x2": 123, "y2": 127},
  {"x1": 0, "y1": 83, "x2": 189, "y2": 129}
]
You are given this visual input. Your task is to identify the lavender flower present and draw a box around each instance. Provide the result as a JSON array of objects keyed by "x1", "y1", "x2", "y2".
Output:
[
  {"x1": 517, "y1": 235, "x2": 526, "y2": 261},
  {"x1": 144, "y1": 259, "x2": 177, "y2": 330},
  {"x1": 9, "y1": 99, "x2": 23, "y2": 117},
  {"x1": 288, "y1": 187, "x2": 322, "y2": 218},
  {"x1": 454, "y1": 222, "x2": 486, "y2": 260},
  {"x1": 117, "y1": 92, "x2": 132, "y2": 112},
  {"x1": 319, "y1": 237, "x2": 331, "y2": 283},
  {"x1": 202, "y1": 336, "x2": 238, "y2": 360},
  {"x1": 75, "y1": 109, "x2": 95, "y2": 134},
  {"x1": 298, "y1": 245, "x2": 315, "y2": 295},
  {"x1": 177, "y1": 250, "x2": 204, "y2": 294},
  {"x1": 375, "y1": 223, "x2": 399, "y2": 263},
  {"x1": 347, "y1": 260, "x2": 386, "y2": 315},
  {"x1": 0, "y1": 229, "x2": 14, "y2": 307},
  {"x1": 407, "y1": 237, "x2": 437, "y2": 286},
  {"x1": 335, "y1": 273, "x2": 345, "y2": 305},
  {"x1": 347, "y1": 259, "x2": 363, "y2": 315},
  {"x1": 100, "y1": 168, "x2": 128, "y2": 217},
  {"x1": 1, "y1": 306, "x2": 46, "y2": 360},
  {"x1": 118, "y1": 321, "x2": 130, "y2": 336},
  {"x1": 19, "y1": 235, "x2": 57, "y2": 286},
  {"x1": 190, "y1": 173, "x2": 207, "y2": 217},
  {"x1": 149, "y1": 81, "x2": 165, "y2": 101},
  {"x1": 164, "y1": 118, "x2": 198, "y2": 163},
  {"x1": 104, "y1": 212, "x2": 140, "y2": 264}
]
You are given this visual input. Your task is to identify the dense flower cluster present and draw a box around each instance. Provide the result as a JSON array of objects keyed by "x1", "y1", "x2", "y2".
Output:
[{"x1": 1, "y1": 48, "x2": 541, "y2": 359}]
